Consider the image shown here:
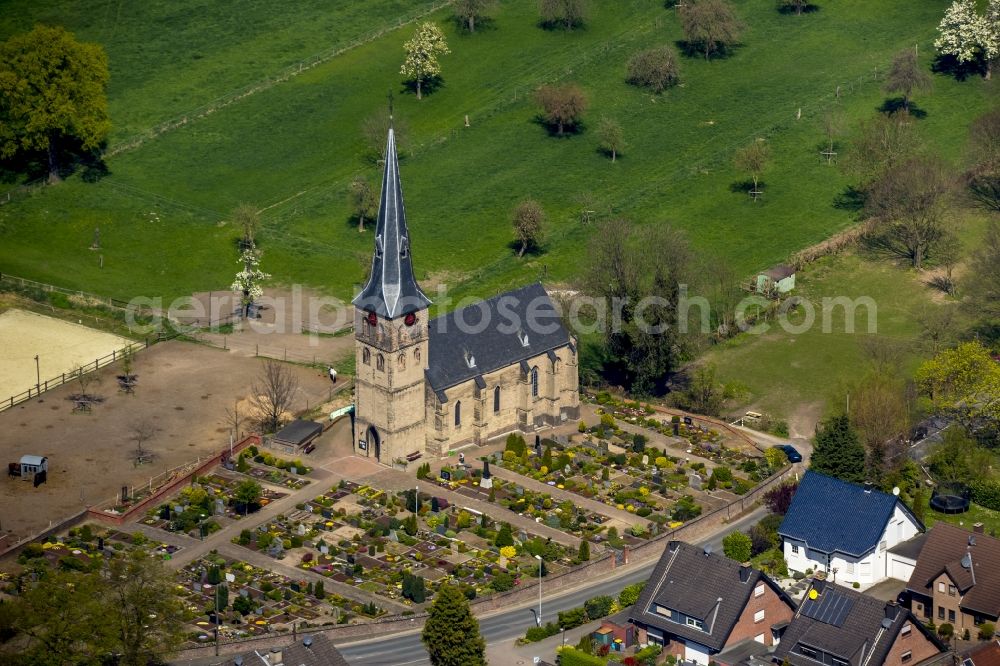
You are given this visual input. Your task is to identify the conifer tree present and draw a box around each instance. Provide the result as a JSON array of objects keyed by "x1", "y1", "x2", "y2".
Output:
[
  {"x1": 810, "y1": 414, "x2": 867, "y2": 483},
  {"x1": 421, "y1": 584, "x2": 486, "y2": 666}
]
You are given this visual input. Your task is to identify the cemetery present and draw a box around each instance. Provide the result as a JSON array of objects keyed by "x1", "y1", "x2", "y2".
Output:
[{"x1": 230, "y1": 480, "x2": 586, "y2": 606}]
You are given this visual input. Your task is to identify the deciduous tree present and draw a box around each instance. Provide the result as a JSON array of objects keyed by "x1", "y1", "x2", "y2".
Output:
[
  {"x1": 349, "y1": 176, "x2": 378, "y2": 232},
  {"x1": 454, "y1": 0, "x2": 496, "y2": 33},
  {"x1": 733, "y1": 139, "x2": 770, "y2": 199},
  {"x1": 535, "y1": 84, "x2": 587, "y2": 136},
  {"x1": 965, "y1": 221, "x2": 1000, "y2": 322},
  {"x1": 0, "y1": 25, "x2": 110, "y2": 182},
  {"x1": 916, "y1": 341, "x2": 1000, "y2": 425},
  {"x1": 422, "y1": 583, "x2": 486, "y2": 666},
  {"x1": 626, "y1": 46, "x2": 681, "y2": 93},
  {"x1": 965, "y1": 108, "x2": 1000, "y2": 212},
  {"x1": 849, "y1": 374, "x2": 910, "y2": 482},
  {"x1": 844, "y1": 113, "x2": 917, "y2": 192},
  {"x1": 934, "y1": 0, "x2": 999, "y2": 79},
  {"x1": 722, "y1": 531, "x2": 752, "y2": 562},
  {"x1": 512, "y1": 199, "x2": 544, "y2": 257},
  {"x1": 361, "y1": 109, "x2": 409, "y2": 164},
  {"x1": 232, "y1": 203, "x2": 260, "y2": 249},
  {"x1": 597, "y1": 117, "x2": 624, "y2": 162},
  {"x1": 232, "y1": 242, "x2": 270, "y2": 318},
  {"x1": 106, "y1": 551, "x2": 186, "y2": 666},
  {"x1": 249, "y1": 360, "x2": 299, "y2": 433},
  {"x1": 234, "y1": 479, "x2": 263, "y2": 513},
  {"x1": 539, "y1": 0, "x2": 587, "y2": 30},
  {"x1": 810, "y1": 414, "x2": 867, "y2": 483},
  {"x1": 762, "y1": 481, "x2": 798, "y2": 515},
  {"x1": 401, "y1": 23, "x2": 450, "y2": 100},
  {"x1": 863, "y1": 155, "x2": 953, "y2": 268},
  {"x1": 678, "y1": 0, "x2": 744, "y2": 60},
  {"x1": 883, "y1": 50, "x2": 932, "y2": 113}
]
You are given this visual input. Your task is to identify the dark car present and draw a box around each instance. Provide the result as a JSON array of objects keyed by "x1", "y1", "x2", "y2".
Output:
[{"x1": 778, "y1": 444, "x2": 802, "y2": 463}]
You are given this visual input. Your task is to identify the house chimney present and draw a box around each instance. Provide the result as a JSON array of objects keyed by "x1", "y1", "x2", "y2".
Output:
[
  {"x1": 974, "y1": 523, "x2": 985, "y2": 534},
  {"x1": 269, "y1": 646, "x2": 283, "y2": 666},
  {"x1": 863, "y1": 481, "x2": 873, "y2": 494},
  {"x1": 884, "y1": 602, "x2": 899, "y2": 621}
]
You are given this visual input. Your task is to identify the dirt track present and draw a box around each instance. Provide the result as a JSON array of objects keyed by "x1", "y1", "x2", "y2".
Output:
[{"x1": 0, "y1": 339, "x2": 334, "y2": 539}]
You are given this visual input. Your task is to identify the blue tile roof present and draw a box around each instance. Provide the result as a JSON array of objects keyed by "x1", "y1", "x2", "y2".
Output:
[{"x1": 778, "y1": 471, "x2": 916, "y2": 557}]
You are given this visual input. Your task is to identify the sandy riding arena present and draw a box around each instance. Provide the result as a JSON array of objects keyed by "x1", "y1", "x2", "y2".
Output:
[{"x1": 0, "y1": 309, "x2": 132, "y2": 399}]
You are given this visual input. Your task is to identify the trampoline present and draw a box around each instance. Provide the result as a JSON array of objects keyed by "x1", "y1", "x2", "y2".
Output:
[{"x1": 930, "y1": 487, "x2": 970, "y2": 515}]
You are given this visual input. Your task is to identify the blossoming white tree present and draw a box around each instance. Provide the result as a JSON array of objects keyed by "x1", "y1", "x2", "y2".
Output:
[
  {"x1": 934, "y1": 0, "x2": 1000, "y2": 79},
  {"x1": 231, "y1": 243, "x2": 269, "y2": 318},
  {"x1": 400, "y1": 23, "x2": 450, "y2": 100}
]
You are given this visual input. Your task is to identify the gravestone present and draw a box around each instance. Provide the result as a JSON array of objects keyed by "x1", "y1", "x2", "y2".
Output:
[
  {"x1": 290, "y1": 466, "x2": 297, "y2": 475},
  {"x1": 268, "y1": 540, "x2": 284, "y2": 557},
  {"x1": 297, "y1": 524, "x2": 307, "y2": 536},
  {"x1": 480, "y1": 460, "x2": 493, "y2": 490},
  {"x1": 320, "y1": 544, "x2": 331, "y2": 554},
  {"x1": 387, "y1": 531, "x2": 398, "y2": 543},
  {"x1": 689, "y1": 473, "x2": 703, "y2": 491},
  {"x1": 193, "y1": 582, "x2": 202, "y2": 593},
  {"x1": 518, "y1": 529, "x2": 529, "y2": 542},
  {"x1": 642, "y1": 455, "x2": 649, "y2": 466},
  {"x1": 545, "y1": 515, "x2": 561, "y2": 528},
  {"x1": 239, "y1": 588, "x2": 249, "y2": 597},
  {"x1": 173, "y1": 504, "x2": 184, "y2": 515},
  {"x1": 226, "y1": 573, "x2": 236, "y2": 583},
  {"x1": 440, "y1": 470, "x2": 452, "y2": 482},
  {"x1": 514, "y1": 486, "x2": 524, "y2": 496},
  {"x1": 215, "y1": 499, "x2": 226, "y2": 515},
  {"x1": 436, "y1": 524, "x2": 447, "y2": 536},
  {"x1": 321, "y1": 509, "x2": 333, "y2": 519}
]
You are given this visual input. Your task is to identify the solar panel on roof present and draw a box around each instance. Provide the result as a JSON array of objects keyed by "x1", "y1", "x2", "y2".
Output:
[{"x1": 800, "y1": 590, "x2": 855, "y2": 627}]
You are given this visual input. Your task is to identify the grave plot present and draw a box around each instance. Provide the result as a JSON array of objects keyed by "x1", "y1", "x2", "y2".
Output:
[
  {"x1": 143, "y1": 474, "x2": 286, "y2": 538},
  {"x1": 175, "y1": 554, "x2": 379, "y2": 645},
  {"x1": 232, "y1": 444, "x2": 312, "y2": 491}
]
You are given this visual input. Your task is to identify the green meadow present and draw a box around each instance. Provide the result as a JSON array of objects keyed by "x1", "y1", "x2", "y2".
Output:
[{"x1": 0, "y1": 0, "x2": 994, "y2": 307}]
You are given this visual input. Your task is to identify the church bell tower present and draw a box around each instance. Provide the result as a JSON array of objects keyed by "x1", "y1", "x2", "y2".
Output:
[{"x1": 352, "y1": 125, "x2": 431, "y2": 464}]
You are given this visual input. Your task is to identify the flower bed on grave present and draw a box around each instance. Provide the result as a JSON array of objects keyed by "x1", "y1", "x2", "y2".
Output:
[
  {"x1": 174, "y1": 553, "x2": 379, "y2": 645},
  {"x1": 143, "y1": 474, "x2": 286, "y2": 536}
]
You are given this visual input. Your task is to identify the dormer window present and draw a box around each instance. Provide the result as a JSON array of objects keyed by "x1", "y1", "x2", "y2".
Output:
[
  {"x1": 464, "y1": 350, "x2": 476, "y2": 369},
  {"x1": 374, "y1": 234, "x2": 384, "y2": 258},
  {"x1": 400, "y1": 235, "x2": 409, "y2": 258},
  {"x1": 518, "y1": 329, "x2": 529, "y2": 347},
  {"x1": 685, "y1": 617, "x2": 704, "y2": 630}
]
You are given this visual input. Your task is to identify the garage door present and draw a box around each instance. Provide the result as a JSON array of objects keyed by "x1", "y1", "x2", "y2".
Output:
[
  {"x1": 889, "y1": 554, "x2": 915, "y2": 581},
  {"x1": 684, "y1": 640, "x2": 711, "y2": 665}
]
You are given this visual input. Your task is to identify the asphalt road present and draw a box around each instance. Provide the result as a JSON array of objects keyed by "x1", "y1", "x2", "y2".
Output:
[{"x1": 339, "y1": 507, "x2": 767, "y2": 666}]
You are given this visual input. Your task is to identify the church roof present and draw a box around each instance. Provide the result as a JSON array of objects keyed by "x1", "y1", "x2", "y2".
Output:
[
  {"x1": 352, "y1": 127, "x2": 432, "y2": 319},
  {"x1": 425, "y1": 283, "x2": 570, "y2": 396}
]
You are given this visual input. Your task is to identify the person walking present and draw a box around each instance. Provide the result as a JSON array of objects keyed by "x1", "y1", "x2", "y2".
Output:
[{"x1": 328, "y1": 366, "x2": 337, "y2": 384}]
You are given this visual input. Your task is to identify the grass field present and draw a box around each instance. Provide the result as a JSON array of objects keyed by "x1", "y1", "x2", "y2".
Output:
[{"x1": 0, "y1": 0, "x2": 995, "y2": 306}]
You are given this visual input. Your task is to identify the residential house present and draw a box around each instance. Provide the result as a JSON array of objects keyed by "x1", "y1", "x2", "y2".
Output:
[
  {"x1": 906, "y1": 522, "x2": 1000, "y2": 634},
  {"x1": 628, "y1": 541, "x2": 796, "y2": 665},
  {"x1": 779, "y1": 471, "x2": 924, "y2": 587},
  {"x1": 772, "y1": 579, "x2": 945, "y2": 666},
  {"x1": 225, "y1": 634, "x2": 349, "y2": 666}
]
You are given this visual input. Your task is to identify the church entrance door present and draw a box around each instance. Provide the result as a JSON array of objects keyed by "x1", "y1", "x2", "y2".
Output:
[{"x1": 367, "y1": 426, "x2": 381, "y2": 462}]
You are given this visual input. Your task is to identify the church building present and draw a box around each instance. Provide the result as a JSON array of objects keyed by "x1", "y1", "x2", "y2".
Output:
[{"x1": 351, "y1": 127, "x2": 579, "y2": 464}]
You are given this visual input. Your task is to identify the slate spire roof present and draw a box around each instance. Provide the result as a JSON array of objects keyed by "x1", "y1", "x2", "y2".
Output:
[{"x1": 353, "y1": 126, "x2": 432, "y2": 319}]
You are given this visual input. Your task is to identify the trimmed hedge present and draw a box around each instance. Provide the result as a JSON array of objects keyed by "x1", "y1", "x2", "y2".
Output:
[
  {"x1": 557, "y1": 647, "x2": 607, "y2": 666},
  {"x1": 969, "y1": 480, "x2": 1000, "y2": 511}
]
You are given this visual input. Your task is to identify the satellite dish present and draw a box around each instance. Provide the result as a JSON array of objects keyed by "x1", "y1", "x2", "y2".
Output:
[
  {"x1": 892, "y1": 487, "x2": 900, "y2": 496},
  {"x1": 809, "y1": 589, "x2": 819, "y2": 600}
]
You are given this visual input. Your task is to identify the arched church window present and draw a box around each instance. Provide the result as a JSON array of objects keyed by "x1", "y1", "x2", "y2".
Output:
[
  {"x1": 494, "y1": 386, "x2": 501, "y2": 413},
  {"x1": 414, "y1": 347, "x2": 421, "y2": 363},
  {"x1": 455, "y1": 401, "x2": 462, "y2": 427},
  {"x1": 376, "y1": 354, "x2": 384, "y2": 371},
  {"x1": 531, "y1": 366, "x2": 539, "y2": 397},
  {"x1": 362, "y1": 348, "x2": 371, "y2": 365},
  {"x1": 362, "y1": 319, "x2": 369, "y2": 337},
  {"x1": 398, "y1": 353, "x2": 406, "y2": 370}
]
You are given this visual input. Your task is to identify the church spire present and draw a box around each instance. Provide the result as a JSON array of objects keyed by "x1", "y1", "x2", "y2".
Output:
[{"x1": 353, "y1": 126, "x2": 431, "y2": 319}]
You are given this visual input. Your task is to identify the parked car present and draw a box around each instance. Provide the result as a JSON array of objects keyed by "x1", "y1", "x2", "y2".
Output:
[{"x1": 778, "y1": 444, "x2": 802, "y2": 463}]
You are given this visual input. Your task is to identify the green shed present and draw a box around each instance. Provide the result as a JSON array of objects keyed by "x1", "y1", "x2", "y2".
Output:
[{"x1": 756, "y1": 264, "x2": 796, "y2": 295}]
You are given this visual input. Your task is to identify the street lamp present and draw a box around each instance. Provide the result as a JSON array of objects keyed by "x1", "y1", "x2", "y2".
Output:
[
  {"x1": 561, "y1": 626, "x2": 566, "y2": 647},
  {"x1": 535, "y1": 555, "x2": 543, "y2": 627},
  {"x1": 34, "y1": 355, "x2": 39, "y2": 394},
  {"x1": 199, "y1": 513, "x2": 207, "y2": 541}
]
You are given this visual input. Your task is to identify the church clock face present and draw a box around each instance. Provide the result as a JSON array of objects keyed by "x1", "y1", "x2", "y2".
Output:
[
  {"x1": 366, "y1": 311, "x2": 377, "y2": 327},
  {"x1": 404, "y1": 312, "x2": 416, "y2": 327}
]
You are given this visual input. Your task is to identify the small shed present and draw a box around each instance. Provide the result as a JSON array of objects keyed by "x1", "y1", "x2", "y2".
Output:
[
  {"x1": 591, "y1": 611, "x2": 636, "y2": 652},
  {"x1": 756, "y1": 264, "x2": 796, "y2": 295},
  {"x1": 270, "y1": 419, "x2": 323, "y2": 455},
  {"x1": 19, "y1": 455, "x2": 48, "y2": 479}
]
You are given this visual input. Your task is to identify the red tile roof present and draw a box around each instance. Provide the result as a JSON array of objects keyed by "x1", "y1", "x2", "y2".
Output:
[{"x1": 907, "y1": 522, "x2": 1000, "y2": 617}]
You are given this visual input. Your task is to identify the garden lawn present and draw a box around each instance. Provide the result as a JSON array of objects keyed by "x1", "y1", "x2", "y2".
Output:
[
  {"x1": 0, "y1": 0, "x2": 995, "y2": 306},
  {"x1": 925, "y1": 504, "x2": 1000, "y2": 539},
  {"x1": 701, "y1": 252, "x2": 937, "y2": 419}
]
